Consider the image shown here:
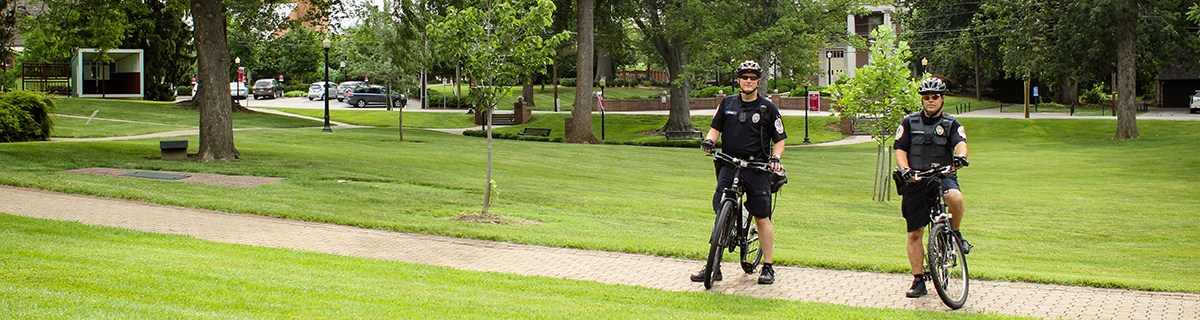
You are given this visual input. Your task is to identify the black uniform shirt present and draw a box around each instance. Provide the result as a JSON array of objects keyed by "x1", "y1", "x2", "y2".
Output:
[
  {"x1": 893, "y1": 112, "x2": 966, "y2": 152},
  {"x1": 710, "y1": 95, "x2": 787, "y2": 159}
]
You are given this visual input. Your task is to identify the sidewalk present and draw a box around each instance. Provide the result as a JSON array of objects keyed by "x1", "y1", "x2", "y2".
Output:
[{"x1": 1, "y1": 185, "x2": 1195, "y2": 319}]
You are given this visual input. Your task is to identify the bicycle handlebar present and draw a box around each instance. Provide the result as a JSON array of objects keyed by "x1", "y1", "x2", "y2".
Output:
[
  {"x1": 709, "y1": 151, "x2": 776, "y2": 174},
  {"x1": 915, "y1": 164, "x2": 956, "y2": 181}
]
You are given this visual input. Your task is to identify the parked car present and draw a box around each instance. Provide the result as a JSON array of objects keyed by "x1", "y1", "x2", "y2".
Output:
[
  {"x1": 307, "y1": 81, "x2": 335, "y2": 100},
  {"x1": 229, "y1": 82, "x2": 248, "y2": 100},
  {"x1": 252, "y1": 78, "x2": 284, "y2": 100},
  {"x1": 1191, "y1": 90, "x2": 1200, "y2": 114},
  {"x1": 344, "y1": 85, "x2": 406, "y2": 108},
  {"x1": 335, "y1": 81, "x2": 364, "y2": 102}
]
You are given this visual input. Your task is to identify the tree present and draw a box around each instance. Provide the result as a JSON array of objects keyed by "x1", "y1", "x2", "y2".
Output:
[
  {"x1": 627, "y1": 0, "x2": 704, "y2": 133},
  {"x1": 429, "y1": 0, "x2": 568, "y2": 214},
  {"x1": 342, "y1": 3, "x2": 425, "y2": 140},
  {"x1": 0, "y1": 0, "x2": 23, "y2": 91},
  {"x1": 192, "y1": 0, "x2": 238, "y2": 161},
  {"x1": 19, "y1": 0, "x2": 128, "y2": 62},
  {"x1": 829, "y1": 25, "x2": 921, "y2": 202},
  {"x1": 977, "y1": 0, "x2": 1196, "y2": 140},
  {"x1": 569, "y1": 0, "x2": 601, "y2": 143},
  {"x1": 121, "y1": 0, "x2": 194, "y2": 101}
]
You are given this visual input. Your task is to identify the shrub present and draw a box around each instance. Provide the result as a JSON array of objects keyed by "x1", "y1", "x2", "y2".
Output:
[
  {"x1": 175, "y1": 85, "x2": 193, "y2": 96},
  {"x1": 426, "y1": 90, "x2": 476, "y2": 108},
  {"x1": 285, "y1": 91, "x2": 306, "y2": 97},
  {"x1": 1079, "y1": 83, "x2": 1112, "y2": 104},
  {"x1": 559, "y1": 78, "x2": 576, "y2": 87},
  {"x1": 0, "y1": 90, "x2": 56, "y2": 142}
]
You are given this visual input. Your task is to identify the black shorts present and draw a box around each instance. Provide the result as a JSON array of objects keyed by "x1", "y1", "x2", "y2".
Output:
[
  {"x1": 900, "y1": 175, "x2": 960, "y2": 232},
  {"x1": 713, "y1": 161, "x2": 773, "y2": 219}
]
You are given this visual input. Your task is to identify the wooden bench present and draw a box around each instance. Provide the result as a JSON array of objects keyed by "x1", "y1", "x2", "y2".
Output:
[
  {"x1": 159, "y1": 140, "x2": 188, "y2": 160},
  {"x1": 519, "y1": 127, "x2": 552, "y2": 137},
  {"x1": 665, "y1": 130, "x2": 702, "y2": 140}
]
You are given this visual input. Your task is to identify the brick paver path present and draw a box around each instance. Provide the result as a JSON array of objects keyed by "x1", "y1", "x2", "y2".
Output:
[{"x1": 2, "y1": 185, "x2": 1195, "y2": 319}]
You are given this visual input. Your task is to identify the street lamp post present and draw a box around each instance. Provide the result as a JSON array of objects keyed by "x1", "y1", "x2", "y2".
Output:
[
  {"x1": 825, "y1": 51, "x2": 833, "y2": 86},
  {"x1": 804, "y1": 85, "x2": 811, "y2": 144},
  {"x1": 234, "y1": 57, "x2": 241, "y2": 108},
  {"x1": 598, "y1": 77, "x2": 606, "y2": 141},
  {"x1": 322, "y1": 39, "x2": 332, "y2": 132},
  {"x1": 921, "y1": 57, "x2": 928, "y2": 76}
]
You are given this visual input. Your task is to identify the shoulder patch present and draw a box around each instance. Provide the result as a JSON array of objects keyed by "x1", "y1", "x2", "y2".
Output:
[
  {"x1": 774, "y1": 118, "x2": 784, "y2": 134},
  {"x1": 957, "y1": 126, "x2": 967, "y2": 139},
  {"x1": 895, "y1": 125, "x2": 905, "y2": 140}
]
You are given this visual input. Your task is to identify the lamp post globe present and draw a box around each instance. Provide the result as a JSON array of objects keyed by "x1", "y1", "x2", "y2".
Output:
[{"x1": 322, "y1": 39, "x2": 332, "y2": 132}]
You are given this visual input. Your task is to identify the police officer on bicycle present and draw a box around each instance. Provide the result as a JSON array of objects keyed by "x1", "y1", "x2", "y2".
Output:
[
  {"x1": 894, "y1": 76, "x2": 972, "y2": 298},
  {"x1": 691, "y1": 60, "x2": 787, "y2": 285}
]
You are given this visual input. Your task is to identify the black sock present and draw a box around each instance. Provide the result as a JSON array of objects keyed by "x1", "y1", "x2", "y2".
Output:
[
  {"x1": 914, "y1": 273, "x2": 924, "y2": 281},
  {"x1": 763, "y1": 263, "x2": 772, "y2": 267}
]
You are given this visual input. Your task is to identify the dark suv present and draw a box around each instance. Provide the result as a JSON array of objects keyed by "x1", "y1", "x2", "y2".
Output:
[
  {"x1": 344, "y1": 85, "x2": 406, "y2": 108},
  {"x1": 252, "y1": 79, "x2": 284, "y2": 100}
]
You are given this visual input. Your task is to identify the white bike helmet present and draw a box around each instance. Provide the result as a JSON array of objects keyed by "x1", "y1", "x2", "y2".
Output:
[
  {"x1": 918, "y1": 77, "x2": 947, "y2": 95},
  {"x1": 737, "y1": 60, "x2": 762, "y2": 76}
]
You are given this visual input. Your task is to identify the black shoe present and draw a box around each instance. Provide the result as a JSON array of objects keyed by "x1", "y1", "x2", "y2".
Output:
[
  {"x1": 690, "y1": 267, "x2": 721, "y2": 282},
  {"x1": 757, "y1": 264, "x2": 775, "y2": 285},
  {"x1": 955, "y1": 231, "x2": 973, "y2": 254},
  {"x1": 906, "y1": 277, "x2": 927, "y2": 298}
]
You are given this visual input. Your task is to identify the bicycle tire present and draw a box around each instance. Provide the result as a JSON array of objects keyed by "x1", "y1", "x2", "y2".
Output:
[
  {"x1": 739, "y1": 207, "x2": 762, "y2": 274},
  {"x1": 704, "y1": 201, "x2": 735, "y2": 290},
  {"x1": 927, "y1": 224, "x2": 969, "y2": 309}
]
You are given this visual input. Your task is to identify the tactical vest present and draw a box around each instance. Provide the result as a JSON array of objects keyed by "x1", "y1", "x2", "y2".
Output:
[{"x1": 907, "y1": 112, "x2": 955, "y2": 171}]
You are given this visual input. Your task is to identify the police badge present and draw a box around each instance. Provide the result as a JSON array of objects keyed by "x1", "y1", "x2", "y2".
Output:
[{"x1": 935, "y1": 125, "x2": 945, "y2": 135}]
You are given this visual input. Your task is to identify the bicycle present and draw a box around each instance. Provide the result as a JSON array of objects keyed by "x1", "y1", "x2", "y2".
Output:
[
  {"x1": 700, "y1": 151, "x2": 782, "y2": 289},
  {"x1": 912, "y1": 164, "x2": 970, "y2": 309}
]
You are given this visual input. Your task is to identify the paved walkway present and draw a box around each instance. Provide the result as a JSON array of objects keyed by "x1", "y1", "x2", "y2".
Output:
[{"x1": 1, "y1": 185, "x2": 1195, "y2": 319}]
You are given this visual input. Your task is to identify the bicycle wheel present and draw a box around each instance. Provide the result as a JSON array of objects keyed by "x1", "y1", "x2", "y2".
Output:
[
  {"x1": 739, "y1": 207, "x2": 762, "y2": 274},
  {"x1": 927, "y1": 224, "x2": 969, "y2": 309},
  {"x1": 704, "y1": 201, "x2": 735, "y2": 289}
]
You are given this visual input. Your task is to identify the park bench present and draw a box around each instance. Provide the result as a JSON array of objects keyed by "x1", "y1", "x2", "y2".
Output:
[
  {"x1": 159, "y1": 140, "x2": 188, "y2": 160},
  {"x1": 665, "y1": 130, "x2": 702, "y2": 140},
  {"x1": 519, "y1": 127, "x2": 552, "y2": 137}
]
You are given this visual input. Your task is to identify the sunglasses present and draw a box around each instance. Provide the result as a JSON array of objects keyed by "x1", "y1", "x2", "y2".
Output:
[
  {"x1": 739, "y1": 75, "x2": 760, "y2": 81},
  {"x1": 922, "y1": 94, "x2": 942, "y2": 101}
]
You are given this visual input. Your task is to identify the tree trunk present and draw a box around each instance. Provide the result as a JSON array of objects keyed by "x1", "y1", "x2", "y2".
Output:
[
  {"x1": 522, "y1": 74, "x2": 534, "y2": 107},
  {"x1": 596, "y1": 44, "x2": 612, "y2": 84},
  {"x1": 661, "y1": 39, "x2": 694, "y2": 132},
  {"x1": 1056, "y1": 75, "x2": 1079, "y2": 105},
  {"x1": 191, "y1": 0, "x2": 238, "y2": 161},
  {"x1": 974, "y1": 42, "x2": 982, "y2": 101},
  {"x1": 567, "y1": 0, "x2": 600, "y2": 144},
  {"x1": 1114, "y1": 1, "x2": 1138, "y2": 140},
  {"x1": 758, "y1": 53, "x2": 771, "y2": 94}
]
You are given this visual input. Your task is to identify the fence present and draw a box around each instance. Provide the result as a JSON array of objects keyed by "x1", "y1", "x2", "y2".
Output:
[{"x1": 22, "y1": 62, "x2": 71, "y2": 94}]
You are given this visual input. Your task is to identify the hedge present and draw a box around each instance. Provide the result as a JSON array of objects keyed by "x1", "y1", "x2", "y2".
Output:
[{"x1": 0, "y1": 90, "x2": 56, "y2": 142}]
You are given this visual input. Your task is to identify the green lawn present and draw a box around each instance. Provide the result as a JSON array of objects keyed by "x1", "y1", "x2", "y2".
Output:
[
  {"x1": 1, "y1": 115, "x2": 1197, "y2": 293},
  {"x1": 0, "y1": 214, "x2": 1016, "y2": 319},
  {"x1": 50, "y1": 115, "x2": 193, "y2": 138},
  {"x1": 54, "y1": 98, "x2": 320, "y2": 129},
  {"x1": 263, "y1": 108, "x2": 845, "y2": 146},
  {"x1": 2, "y1": 97, "x2": 1200, "y2": 296},
  {"x1": 996, "y1": 102, "x2": 1122, "y2": 116},
  {"x1": 429, "y1": 85, "x2": 668, "y2": 111},
  {"x1": 264, "y1": 107, "x2": 476, "y2": 128},
  {"x1": 943, "y1": 95, "x2": 1003, "y2": 113}
]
